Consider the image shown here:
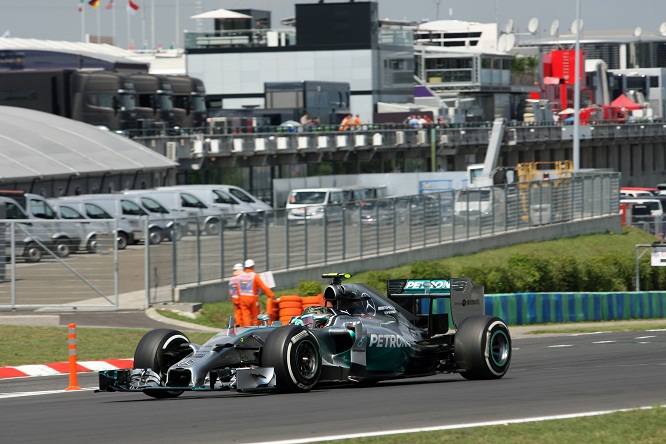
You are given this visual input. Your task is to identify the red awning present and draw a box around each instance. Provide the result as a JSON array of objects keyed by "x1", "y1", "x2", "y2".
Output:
[{"x1": 610, "y1": 94, "x2": 643, "y2": 110}]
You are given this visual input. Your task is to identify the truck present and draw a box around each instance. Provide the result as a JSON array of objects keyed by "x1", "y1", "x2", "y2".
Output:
[
  {"x1": 166, "y1": 75, "x2": 207, "y2": 129},
  {"x1": 0, "y1": 69, "x2": 138, "y2": 131},
  {"x1": 128, "y1": 73, "x2": 176, "y2": 131}
]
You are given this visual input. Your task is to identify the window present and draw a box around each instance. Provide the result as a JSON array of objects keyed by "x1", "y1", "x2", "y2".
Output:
[{"x1": 212, "y1": 190, "x2": 236, "y2": 204}]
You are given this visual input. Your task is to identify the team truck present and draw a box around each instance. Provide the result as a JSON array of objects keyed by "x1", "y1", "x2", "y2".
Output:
[
  {"x1": 166, "y1": 75, "x2": 207, "y2": 129},
  {"x1": 129, "y1": 73, "x2": 176, "y2": 131},
  {"x1": 0, "y1": 69, "x2": 138, "y2": 131}
]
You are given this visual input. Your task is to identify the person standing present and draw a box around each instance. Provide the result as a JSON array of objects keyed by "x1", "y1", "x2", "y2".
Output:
[
  {"x1": 228, "y1": 263, "x2": 244, "y2": 326},
  {"x1": 238, "y1": 258, "x2": 275, "y2": 326}
]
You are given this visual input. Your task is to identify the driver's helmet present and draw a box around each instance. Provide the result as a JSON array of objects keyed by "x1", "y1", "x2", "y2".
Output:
[{"x1": 299, "y1": 305, "x2": 333, "y2": 328}]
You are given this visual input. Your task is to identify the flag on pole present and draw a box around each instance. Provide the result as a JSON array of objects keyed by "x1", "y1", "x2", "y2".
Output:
[
  {"x1": 78, "y1": 0, "x2": 85, "y2": 12},
  {"x1": 89, "y1": 0, "x2": 99, "y2": 8},
  {"x1": 105, "y1": 0, "x2": 114, "y2": 10},
  {"x1": 128, "y1": 0, "x2": 139, "y2": 11}
]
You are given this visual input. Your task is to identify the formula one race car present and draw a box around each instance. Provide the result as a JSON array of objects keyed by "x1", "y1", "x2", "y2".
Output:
[{"x1": 98, "y1": 273, "x2": 511, "y2": 398}]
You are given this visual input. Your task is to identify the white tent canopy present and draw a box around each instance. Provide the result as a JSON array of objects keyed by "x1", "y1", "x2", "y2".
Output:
[{"x1": 190, "y1": 9, "x2": 252, "y2": 20}]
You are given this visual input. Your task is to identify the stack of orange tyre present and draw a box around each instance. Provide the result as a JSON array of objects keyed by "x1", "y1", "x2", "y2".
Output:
[
  {"x1": 301, "y1": 294, "x2": 325, "y2": 310},
  {"x1": 278, "y1": 296, "x2": 303, "y2": 324}
]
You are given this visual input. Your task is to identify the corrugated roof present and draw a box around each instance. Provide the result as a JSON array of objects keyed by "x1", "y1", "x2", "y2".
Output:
[
  {"x1": 0, "y1": 37, "x2": 149, "y2": 65},
  {"x1": 0, "y1": 106, "x2": 178, "y2": 182}
]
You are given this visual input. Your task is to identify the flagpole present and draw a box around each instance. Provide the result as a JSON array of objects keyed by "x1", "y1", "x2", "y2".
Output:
[
  {"x1": 127, "y1": 3, "x2": 131, "y2": 49},
  {"x1": 80, "y1": 2, "x2": 86, "y2": 42},
  {"x1": 175, "y1": 0, "x2": 180, "y2": 49},
  {"x1": 151, "y1": 0, "x2": 155, "y2": 50},
  {"x1": 96, "y1": 3, "x2": 100, "y2": 43},
  {"x1": 141, "y1": 0, "x2": 146, "y2": 50},
  {"x1": 112, "y1": 2, "x2": 117, "y2": 46}
]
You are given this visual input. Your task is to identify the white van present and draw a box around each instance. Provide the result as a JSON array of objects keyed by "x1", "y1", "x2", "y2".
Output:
[
  {"x1": 286, "y1": 188, "x2": 345, "y2": 224},
  {"x1": 56, "y1": 194, "x2": 166, "y2": 245},
  {"x1": 156, "y1": 185, "x2": 270, "y2": 228},
  {"x1": 454, "y1": 188, "x2": 506, "y2": 224},
  {"x1": 49, "y1": 198, "x2": 134, "y2": 251},
  {"x1": 0, "y1": 190, "x2": 81, "y2": 258},
  {"x1": 620, "y1": 198, "x2": 663, "y2": 216},
  {"x1": 122, "y1": 189, "x2": 224, "y2": 235}
]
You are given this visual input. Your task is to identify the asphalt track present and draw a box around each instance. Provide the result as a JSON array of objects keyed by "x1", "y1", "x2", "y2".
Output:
[{"x1": 1, "y1": 328, "x2": 665, "y2": 443}]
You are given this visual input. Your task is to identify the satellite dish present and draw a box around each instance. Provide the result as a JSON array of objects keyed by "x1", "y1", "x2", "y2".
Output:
[
  {"x1": 550, "y1": 19, "x2": 559, "y2": 37},
  {"x1": 660, "y1": 22, "x2": 666, "y2": 36},
  {"x1": 528, "y1": 17, "x2": 539, "y2": 34},
  {"x1": 505, "y1": 19, "x2": 514, "y2": 34},
  {"x1": 634, "y1": 27, "x2": 642, "y2": 38},
  {"x1": 497, "y1": 33, "x2": 508, "y2": 52},
  {"x1": 570, "y1": 18, "x2": 584, "y2": 36},
  {"x1": 505, "y1": 34, "x2": 516, "y2": 52}
]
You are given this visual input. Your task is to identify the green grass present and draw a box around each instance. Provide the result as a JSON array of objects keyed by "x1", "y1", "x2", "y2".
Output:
[
  {"x1": 319, "y1": 407, "x2": 666, "y2": 443},
  {"x1": 0, "y1": 325, "x2": 213, "y2": 367}
]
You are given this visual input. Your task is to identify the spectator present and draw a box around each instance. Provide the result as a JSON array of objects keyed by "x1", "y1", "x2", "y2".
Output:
[
  {"x1": 352, "y1": 114, "x2": 362, "y2": 129},
  {"x1": 339, "y1": 114, "x2": 352, "y2": 131},
  {"x1": 300, "y1": 113, "x2": 310, "y2": 126},
  {"x1": 238, "y1": 259, "x2": 275, "y2": 326},
  {"x1": 408, "y1": 115, "x2": 419, "y2": 128},
  {"x1": 228, "y1": 263, "x2": 244, "y2": 326}
]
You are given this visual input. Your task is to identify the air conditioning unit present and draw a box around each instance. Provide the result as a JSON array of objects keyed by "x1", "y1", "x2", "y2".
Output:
[
  {"x1": 417, "y1": 130, "x2": 427, "y2": 145},
  {"x1": 232, "y1": 139, "x2": 243, "y2": 153},
  {"x1": 439, "y1": 134, "x2": 449, "y2": 145},
  {"x1": 166, "y1": 141, "x2": 177, "y2": 160},
  {"x1": 191, "y1": 140, "x2": 204, "y2": 158},
  {"x1": 395, "y1": 131, "x2": 405, "y2": 145},
  {"x1": 209, "y1": 139, "x2": 220, "y2": 154},
  {"x1": 372, "y1": 133, "x2": 383, "y2": 146}
]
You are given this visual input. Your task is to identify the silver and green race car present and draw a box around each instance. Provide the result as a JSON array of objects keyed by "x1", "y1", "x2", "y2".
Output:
[{"x1": 98, "y1": 273, "x2": 511, "y2": 398}]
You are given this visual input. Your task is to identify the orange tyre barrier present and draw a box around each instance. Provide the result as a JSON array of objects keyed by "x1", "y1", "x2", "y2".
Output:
[
  {"x1": 278, "y1": 301, "x2": 302, "y2": 309},
  {"x1": 279, "y1": 308, "x2": 302, "y2": 317},
  {"x1": 279, "y1": 295, "x2": 303, "y2": 302}
]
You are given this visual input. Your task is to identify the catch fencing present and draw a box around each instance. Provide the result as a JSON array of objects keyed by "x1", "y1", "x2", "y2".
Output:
[
  {"x1": 145, "y1": 172, "x2": 620, "y2": 303},
  {"x1": 0, "y1": 172, "x2": 620, "y2": 309}
]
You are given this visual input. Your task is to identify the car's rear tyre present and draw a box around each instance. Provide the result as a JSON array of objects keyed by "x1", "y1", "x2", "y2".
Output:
[
  {"x1": 134, "y1": 329, "x2": 191, "y2": 399},
  {"x1": 23, "y1": 242, "x2": 43, "y2": 263},
  {"x1": 86, "y1": 235, "x2": 97, "y2": 253},
  {"x1": 261, "y1": 325, "x2": 321, "y2": 393},
  {"x1": 454, "y1": 315, "x2": 511, "y2": 380}
]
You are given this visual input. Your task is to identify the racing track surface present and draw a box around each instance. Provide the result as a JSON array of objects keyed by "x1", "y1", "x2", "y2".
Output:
[{"x1": 1, "y1": 329, "x2": 665, "y2": 443}]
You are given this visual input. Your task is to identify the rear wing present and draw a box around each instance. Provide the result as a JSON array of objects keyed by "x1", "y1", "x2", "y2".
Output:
[{"x1": 386, "y1": 278, "x2": 484, "y2": 334}]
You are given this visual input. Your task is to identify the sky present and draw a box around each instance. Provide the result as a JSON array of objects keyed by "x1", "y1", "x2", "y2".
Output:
[{"x1": 0, "y1": 0, "x2": 665, "y2": 50}]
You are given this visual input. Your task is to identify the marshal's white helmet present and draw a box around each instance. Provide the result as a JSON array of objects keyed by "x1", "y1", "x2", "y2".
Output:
[
  {"x1": 244, "y1": 259, "x2": 255, "y2": 269},
  {"x1": 233, "y1": 263, "x2": 243, "y2": 271}
]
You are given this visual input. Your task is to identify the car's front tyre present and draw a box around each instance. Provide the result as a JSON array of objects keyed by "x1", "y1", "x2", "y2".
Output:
[
  {"x1": 134, "y1": 329, "x2": 191, "y2": 398},
  {"x1": 261, "y1": 325, "x2": 321, "y2": 393}
]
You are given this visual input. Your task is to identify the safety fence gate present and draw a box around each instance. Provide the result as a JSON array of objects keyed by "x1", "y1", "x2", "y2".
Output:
[{"x1": 0, "y1": 220, "x2": 119, "y2": 309}]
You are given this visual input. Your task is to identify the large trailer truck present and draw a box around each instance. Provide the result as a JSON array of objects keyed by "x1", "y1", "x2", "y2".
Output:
[
  {"x1": 0, "y1": 69, "x2": 138, "y2": 131},
  {"x1": 166, "y1": 75, "x2": 207, "y2": 129},
  {"x1": 128, "y1": 73, "x2": 176, "y2": 131}
]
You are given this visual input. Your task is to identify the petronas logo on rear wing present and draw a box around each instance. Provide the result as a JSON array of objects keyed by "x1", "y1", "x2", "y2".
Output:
[{"x1": 388, "y1": 279, "x2": 453, "y2": 295}]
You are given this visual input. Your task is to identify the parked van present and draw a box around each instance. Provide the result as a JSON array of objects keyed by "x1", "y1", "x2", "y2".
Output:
[
  {"x1": 49, "y1": 198, "x2": 135, "y2": 250},
  {"x1": 0, "y1": 196, "x2": 52, "y2": 262},
  {"x1": 0, "y1": 190, "x2": 80, "y2": 258},
  {"x1": 620, "y1": 198, "x2": 663, "y2": 217},
  {"x1": 122, "y1": 189, "x2": 224, "y2": 235},
  {"x1": 454, "y1": 188, "x2": 506, "y2": 225},
  {"x1": 49, "y1": 199, "x2": 133, "y2": 251},
  {"x1": 120, "y1": 194, "x2": 189, "y2": 241},
  {"x1": 156, "y1": 185, "x2": 269, "y2": 228},
  {"x1": 620, "y1": 187, "x2": 658, "y2": 198},
  {"x1": 56, "y1": 194, "x2": 166, "y2": 245},
  {"x1": 286, "y1": 188, "x2": 345, "y2": 224}
]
